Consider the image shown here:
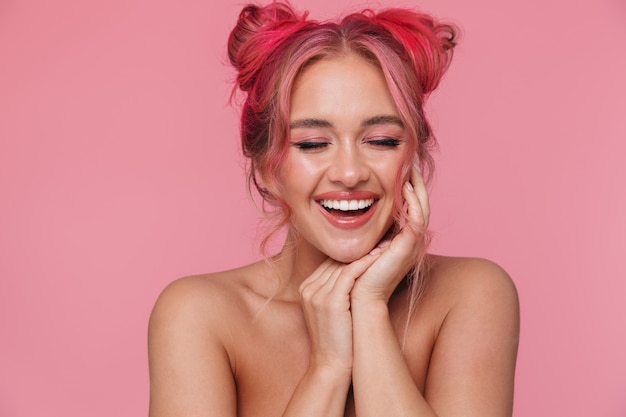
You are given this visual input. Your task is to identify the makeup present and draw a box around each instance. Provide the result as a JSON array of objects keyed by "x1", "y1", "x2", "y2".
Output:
[{"x1": 313, "y1": 191, "x2": 380, "y2": 230}]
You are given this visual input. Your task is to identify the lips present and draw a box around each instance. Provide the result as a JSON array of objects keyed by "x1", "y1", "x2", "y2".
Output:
[
  {"x1": 313, "y1": 191, "x2": 380, "y2": 229},
  {"x1": 319, "y1": 198, "x2": 374, "y2": 212}
]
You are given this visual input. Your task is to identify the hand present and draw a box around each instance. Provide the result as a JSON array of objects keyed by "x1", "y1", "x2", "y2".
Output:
[
  {"x1": 351, "y1": 166, "x2": 430, "y2": 303},
  {"x1": 299, "y1": 253, "x2": 382, "y2": 372}
]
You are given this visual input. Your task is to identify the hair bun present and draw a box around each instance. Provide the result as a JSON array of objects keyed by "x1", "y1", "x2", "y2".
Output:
[
  {"x1": 228, "y1": 3, "x2": 304, "y2": 92},
  {"x1": 372, "y1": 9, "x2": 457, "y2": 97}
]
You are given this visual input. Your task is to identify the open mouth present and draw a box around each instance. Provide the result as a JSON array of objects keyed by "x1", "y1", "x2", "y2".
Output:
[{"x1": 318, "y1": 198, "x2": 376, "y2": 217}]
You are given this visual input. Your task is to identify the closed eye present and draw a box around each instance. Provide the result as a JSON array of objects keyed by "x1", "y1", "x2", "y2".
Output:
[
  {"x1": 292, "y1": 141, "x2": 330, "y2": 151},
  {"x1": 367, "y1": 138, "x2": 402, "y2": 148}
]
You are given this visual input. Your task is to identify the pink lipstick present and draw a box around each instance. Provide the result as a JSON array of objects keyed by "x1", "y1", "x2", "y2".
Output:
[{"x1": 313, "y1": 191, "x2": 379, "y2": 230}]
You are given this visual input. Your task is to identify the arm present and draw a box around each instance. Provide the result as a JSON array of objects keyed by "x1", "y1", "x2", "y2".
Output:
[
  {"x1": 351, "y1": 296, "x2": 433, "y2": 416},
  {"x1": 147, "y1": 257, "x2": 378, "y2": 417},
  {"x1": 349, "y1": 168, "x2": 519, "y2": 416},
  {"x1": 147, "y1": 271, "x2": 352, "y2": 417},
  {"x1": 423, "y1": 259, "x2": 520, "y2": 416},
  {"x1": 282, "y1": 254, "x2": 382, "y2": 417},
  {"x1": 148, "y1": 277, "x2": 236, "y2": 417},
  {"x1": 351, "y1": 260, "x2": 519, "y2": 417},
  {"x1": 280, "y1": 365, "x2": 351, "y2": 417},
  {"x1": 349, "y1": 170, "x2": 437, "y2": 416}
]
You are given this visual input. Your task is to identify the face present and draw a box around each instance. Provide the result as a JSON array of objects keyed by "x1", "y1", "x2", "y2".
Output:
[{"x1": 281, "y1": 53, "x2": 407, "y2": 263}]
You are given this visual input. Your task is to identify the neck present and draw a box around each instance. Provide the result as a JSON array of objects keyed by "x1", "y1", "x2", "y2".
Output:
[{"x1": 270, "y1": 229, "x2": 329, "y2": 302}]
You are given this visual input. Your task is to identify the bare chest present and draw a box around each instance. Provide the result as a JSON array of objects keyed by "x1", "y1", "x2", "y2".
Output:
[{"x1": 229, "y1": 300, "x2": 435, "y2": 417}]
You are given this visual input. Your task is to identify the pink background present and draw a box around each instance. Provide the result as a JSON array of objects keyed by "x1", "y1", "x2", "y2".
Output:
[{"x1": 1, "y1": 0, "x2": 624, "y2": 415}]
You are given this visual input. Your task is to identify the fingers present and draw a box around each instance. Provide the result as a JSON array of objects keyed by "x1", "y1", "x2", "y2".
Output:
[
  {"x1": 369, "y1": 239, "x2": 391, "y2": 256},
  {"x1": 331, "y1": 251, "x2": 381, "y2": 294},
  {"x1": 299, "y1": 252, "x2": 382, "y2": 302},
  {"x1": 299, "y1": 258, "x2": 336, "y2": 296},
  {"x1": 412, "y1": 165, "x2": 430, "y2": 226},
  {"x1": 404, "y1": 164, "x2": 430, "y2": 228}
]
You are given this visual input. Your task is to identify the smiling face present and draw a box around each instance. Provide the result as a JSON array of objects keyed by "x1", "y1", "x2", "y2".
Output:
[{"x1": 280, "y1": 53, "x2": 407, "y2": 263}]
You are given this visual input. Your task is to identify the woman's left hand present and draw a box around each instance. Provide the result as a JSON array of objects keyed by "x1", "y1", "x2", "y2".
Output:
[{"x1": 350, "y1": 165, "x2": 430, "y2": 303}]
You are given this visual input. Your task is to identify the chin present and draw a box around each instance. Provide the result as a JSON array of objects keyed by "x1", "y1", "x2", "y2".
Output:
[
  {"x1": 326, "y1": 246, "x2": 372, "y2": 264},
  {"x1": 329, "y1": 254, "x2": 360, "y2": 264},
  {"x1": 321, "y1": 231, "x2": 390, "y2": 263}
]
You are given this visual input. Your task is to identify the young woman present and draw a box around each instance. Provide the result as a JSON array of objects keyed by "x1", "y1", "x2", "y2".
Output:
[{"x1": 148, "y1": 2, "x2": 520, "y2": 416}]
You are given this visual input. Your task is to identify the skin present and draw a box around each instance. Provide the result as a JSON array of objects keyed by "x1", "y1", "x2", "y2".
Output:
[{"x1": 148, "y1": 53, "x2": 520, "y2": 417}]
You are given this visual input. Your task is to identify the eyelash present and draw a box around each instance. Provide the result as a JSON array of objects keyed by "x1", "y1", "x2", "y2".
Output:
[
  {"x1": 293, "y1": 141, "x2": 329, "y2": 150},
  {"x1": 367, "y1": 138, "x2": 402, "y2": 147},
  {"x1": 292, "y1": 138, "x2": 402, "y2": 151}
]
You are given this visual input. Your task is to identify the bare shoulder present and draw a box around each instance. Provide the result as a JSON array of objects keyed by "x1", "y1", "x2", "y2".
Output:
[
  {"x1": 426, "y1": 255, "x2": 519, "y2": 310},
  {"x1": 148, "y1": 263, "x2": 266, "y2": 417},
  {"x1": 157, "y1": 258, "x2": 271, "y2": 311},
  {"x1": 149, "y1": 261, "x2": 270, "y2": 347},
  {"x1": 148, "y1": 268, "x2": 248, "y2": 371},
  {"x1": 151, "y1": 268, "x2": 247, "y2": 324},
  {"x1": 419, "y1": 255, "x2": 520, "y2": 415}
]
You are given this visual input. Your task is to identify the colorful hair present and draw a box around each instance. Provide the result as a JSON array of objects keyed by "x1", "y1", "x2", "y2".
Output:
[{"x1": 228, "y1": 1, "x2": 457, "y2": 315}]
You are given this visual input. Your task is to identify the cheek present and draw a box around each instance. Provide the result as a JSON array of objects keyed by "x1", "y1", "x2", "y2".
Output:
[
  {"x1": 284, "y1": 154, "x2": 327, "y2": 188},
  {"x1": 280, "y1": 157, "x2": 316, "y2": 204},
  {"x1": 377, "y1": 156, "x2": 407, "y2": 212},
  {"x1": 373, "y1": 155, "x2": 404, "y2": 186}
]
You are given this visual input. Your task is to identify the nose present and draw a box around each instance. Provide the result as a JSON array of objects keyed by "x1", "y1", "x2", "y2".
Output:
[{"x1": 327, "y1": 143, "x2": 370, "y2": 188}]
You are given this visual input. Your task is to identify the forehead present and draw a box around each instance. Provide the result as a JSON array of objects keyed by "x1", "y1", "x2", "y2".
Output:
[{"x1": 289, "y1": 53, "x2": 400, "y2": 125}]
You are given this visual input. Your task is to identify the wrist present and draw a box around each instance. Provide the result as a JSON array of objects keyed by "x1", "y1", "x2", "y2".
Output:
[
  {"x1": 349, "y1": 295, "x2": 389, "y2": 315},
  {"x1": 306, "y1": 361, "x2": 352, "y2": 387},
  {"x1": 350, "y1": 286, "x2": 392, "y2": 306}
]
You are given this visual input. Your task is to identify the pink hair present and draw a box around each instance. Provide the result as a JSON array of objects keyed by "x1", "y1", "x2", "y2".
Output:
[{"x1": 228, "y1": 1, "x2": 457, "y2": 314}]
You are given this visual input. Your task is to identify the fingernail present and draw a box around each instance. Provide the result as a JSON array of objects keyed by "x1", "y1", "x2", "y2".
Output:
[
  {"x1": 369, "y1": 247, "x2": 381, "y2": 256},
  {"x1": 405, "y1": 181, "x2": 414, "y2": 191}
]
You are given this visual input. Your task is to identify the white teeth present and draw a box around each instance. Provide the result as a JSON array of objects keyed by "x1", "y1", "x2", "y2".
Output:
[{"x1": 320, "y1": 199, "x2": 374, "y2": 211}]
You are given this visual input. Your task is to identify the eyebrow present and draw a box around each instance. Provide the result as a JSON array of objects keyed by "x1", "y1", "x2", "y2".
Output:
[
  {"x1": 290, "y1": 114, "x2": 404, "y2": 129},
  {"x1": 290, "y1": 118, "x2": 333, "y2": 129},
  {"x1": 362, "y1": 115, "x2": 404, "y2": 128}
]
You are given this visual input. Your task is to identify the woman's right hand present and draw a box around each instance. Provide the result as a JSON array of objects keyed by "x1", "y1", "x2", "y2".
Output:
[
  {"x1": 298, "y1": 253, "x2": 381, "y2": 374},
  {"x1": 283, "y1": 256, "x2": 381, "y2": 417}
]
